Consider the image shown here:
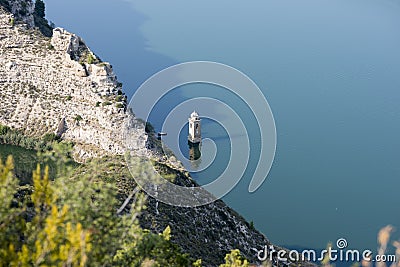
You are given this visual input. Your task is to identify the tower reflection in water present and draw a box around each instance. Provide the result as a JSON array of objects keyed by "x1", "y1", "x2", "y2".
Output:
[{"x1": 188, "y1": 142, "x2": 201, "y2": 169}]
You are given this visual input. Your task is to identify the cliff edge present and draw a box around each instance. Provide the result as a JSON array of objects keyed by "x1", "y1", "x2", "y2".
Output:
[{"x1": 0, "y1": 4, "x2": 147, "y2": 160}]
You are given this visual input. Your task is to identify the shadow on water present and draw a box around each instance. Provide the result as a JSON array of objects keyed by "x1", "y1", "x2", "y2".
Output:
[{"x1": 46, "y1": 0, "x2": 178, "y2": 99}]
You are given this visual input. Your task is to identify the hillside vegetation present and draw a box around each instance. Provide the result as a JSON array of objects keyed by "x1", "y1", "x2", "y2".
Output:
[{"x1": 0, "y1": 143, "x2": 259, "y2": 266}]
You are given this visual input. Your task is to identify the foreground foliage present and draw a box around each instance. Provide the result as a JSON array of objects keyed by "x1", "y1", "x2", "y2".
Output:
[
  {"x1": 0, "y1": 123, "x2": 60, "y2": 151},
  {"x1": 0, "y1": 144, "x2": 195, "y2": 266},
  {"x1": 220, "y1": 249, "x2": 249, "y2": 267}
]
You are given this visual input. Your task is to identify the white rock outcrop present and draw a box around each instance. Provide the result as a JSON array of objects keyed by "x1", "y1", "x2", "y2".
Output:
[{"x1": 0, "y1": 6, "x2": 147, "y2": 161}]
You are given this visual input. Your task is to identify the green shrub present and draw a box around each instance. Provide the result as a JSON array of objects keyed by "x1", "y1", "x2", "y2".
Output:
[
  {"x1": 87, "y1": 53, "x2": 95, "y2": 64},
  {"x1": 115, "y1": 103, "x2": 124, "y2": 109},
  {"x1": 33, "y1": 0, "x2": 53, "y2": 37},
  {"x1": 0, "y1": 124, "x2": 10, "y2": 135},
  {"x1": 9, "y1": 17, "x2": 14, "y2": 27},
  {"x1": 145, "y1": 122, "x2": 155, "y2": 134},
  {"x1": 220, "y1": 250, "x2": 249, "y2": 267},
  {"x1": 249, "y1": 221, "x2": 255, "y2": 230},
  {"x1": 34, "y1": 0, "x2": 45, "y2": 18},
  {"x1": 115, "y1": 95, "x2": 124, "y2": 102},
  {"x1": 102, "y1": 101, "x2": 111, "y2": 106},
  {"x1": 34, "y1": 16, "x2": 53, "y2": 37},
  {"x1": 0, "y1": 124, "x2": 59, "y2": 151},
  {"x1": 0, "y1": 0, "x2": 11, "y2": 12},
  {"x1": 75, "y1": 115, "x2": 83, "y2": 122},
  {"x1": 18, "y1": 6, "x2": 27, "y2": 16},
  {"x1": 65, "y1": 95, "x2": 72, "y2": 101},
  {"x1": 96, "y1": 101, "x2": 101, "y2": 107},
  {"x1": 42, "y1": 133, "x2": 59, "y2": 143}
]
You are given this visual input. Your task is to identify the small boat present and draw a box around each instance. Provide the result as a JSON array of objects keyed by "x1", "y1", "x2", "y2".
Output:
[{"x1": 157, "y1": 132, "x2": 167, "y2": 137}]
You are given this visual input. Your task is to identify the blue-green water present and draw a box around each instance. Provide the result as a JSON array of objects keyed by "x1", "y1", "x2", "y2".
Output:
[{"x1": 46, "y1": 0, "x2": 400, "y2": 252}]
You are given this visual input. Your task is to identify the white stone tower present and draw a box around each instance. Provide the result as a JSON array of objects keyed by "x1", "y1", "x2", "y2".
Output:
[{"x1": 188, "y1": 111, "x2": 201, "y2": 144}]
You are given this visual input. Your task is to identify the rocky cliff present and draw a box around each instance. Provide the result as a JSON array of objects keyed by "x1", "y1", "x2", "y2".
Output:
[{"x1": 0, "y1": 3, "x2": 147, "y2": 160}]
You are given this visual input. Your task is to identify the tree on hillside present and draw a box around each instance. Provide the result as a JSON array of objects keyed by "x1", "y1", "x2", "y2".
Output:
[
  {"x1": 34, "y1": 0, "x2": 45, "y2": 18},
  {"x1": 32, "y1": 0, "x2": 53, "y2": 37},
  {"x1": 0, "y1": 0, "x2": 11, "y2": 12}
]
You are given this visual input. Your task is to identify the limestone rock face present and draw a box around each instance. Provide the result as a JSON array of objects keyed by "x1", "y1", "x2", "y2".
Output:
[{"x1": 0, "y1": 6, "x2": 146, "y2": 161}]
